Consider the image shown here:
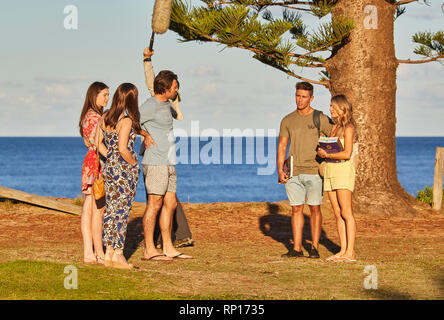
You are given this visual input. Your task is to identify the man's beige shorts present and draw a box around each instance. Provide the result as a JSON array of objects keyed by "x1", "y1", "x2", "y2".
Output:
[{"x1": 142, "y1": 165, "x2": 177, "y2": 195}]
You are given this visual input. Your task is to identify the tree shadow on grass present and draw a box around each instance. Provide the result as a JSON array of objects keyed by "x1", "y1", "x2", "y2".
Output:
[
  {"x1": 434, "y1": 273, "x2": 444, "y2": 296},
  {"x1": 364, "y1": 272, "x2": 444, "y2": 299},
  {"x1": 259, "y1": 202, "x2": 341, "y2": 255},
  {"x1": 362, "y1": 288, "x2": 413, "y2": 300}
]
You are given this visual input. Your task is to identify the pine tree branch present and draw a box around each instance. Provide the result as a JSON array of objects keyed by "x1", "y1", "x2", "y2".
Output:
[
  {"x1": 285, "y1": 69, "x2": 329, "y2": 86},
  {"x1": 289, "y1": 61, "x2": 325, "y2": 67},
  {"x1": 171, "y1": 1, "x2": 328, "y2": 65},
  {"x1": 173, "y1": 18, "x2": 290, "y2": 64},
  {"x1": 208, "y1": 1, "x2": 315, "y2": 8},
  {"x1": 282, "y1": 6, "x2": 312, "y2": 12},
  {"x1": 394, "y1": 0, "x2": 418, "y2": 5},
  {"x1": 208, "y1": 1, "x2": 316, "y2": 13},
  {"x1": 397, "y1": 54, "x2": 443, "y2": 64},
  {"x1": 295, "y1": 40, "x2": 334, "y2": 64}
]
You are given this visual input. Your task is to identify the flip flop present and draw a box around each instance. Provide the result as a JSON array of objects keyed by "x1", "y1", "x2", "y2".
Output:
[
  {"x1": 96, "y1": 256, "x2": 105, "y2": 265},
  {"x1": 141, "y1": 254, "x2": 173, "y2": 261},
  {"x1": 340, "y1": 256, "x2": 357, "y2": 263},
  {"x1": 334, "y1": 256, "x2": 357, "y2": 263},
  {"x1": 168, "y1": 253, "x2": 193, "y2": 259},
  {"x1": 326, "y1": 255, "x2": 342, "y2": 262}
]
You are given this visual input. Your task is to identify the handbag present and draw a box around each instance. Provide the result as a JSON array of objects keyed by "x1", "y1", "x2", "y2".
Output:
[{"x1": 92, "y1": 136, "x2": 105, "y2": 200}]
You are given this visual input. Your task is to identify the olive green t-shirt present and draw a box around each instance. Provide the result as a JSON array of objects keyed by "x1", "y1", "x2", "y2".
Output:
[{"x1": 279, "y1": 109, "x2": 333, "y2": 175}]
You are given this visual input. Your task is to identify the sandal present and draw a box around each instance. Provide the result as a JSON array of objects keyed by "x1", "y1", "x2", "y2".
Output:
[
  {"x1": 326, "y1": 254, "x2": 343, "y2": 262},
  {"x1": 166, "y1": 253, "x2": 193, "y2": 259},
  {"x1": 335, "y1": 256, "x2": 357, "y2": 263},
  {"x1": 141, "y1": 254, "x2": 173, "y2": 261},
  {"x1": 96, "y1": 256, "x2": 105, "y2": 265}
]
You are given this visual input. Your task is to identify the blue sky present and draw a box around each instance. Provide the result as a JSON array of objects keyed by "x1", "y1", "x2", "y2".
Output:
[{"x1": 0, "y1": 0, "x2": 442, "y2": 137}]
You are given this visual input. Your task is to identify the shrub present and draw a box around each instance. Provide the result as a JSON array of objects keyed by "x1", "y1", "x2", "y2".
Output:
[
  {"x1": 416, "y1": 186, "x2": 444, "y2": 205},
  {"x1": 73, "y1": 195, "x2": 85, "y2": 206}
]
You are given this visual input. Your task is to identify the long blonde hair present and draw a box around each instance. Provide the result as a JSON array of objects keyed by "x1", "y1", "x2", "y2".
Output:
[{"x1": 331, "y1": 94, "x2": 357, "y2": 140}]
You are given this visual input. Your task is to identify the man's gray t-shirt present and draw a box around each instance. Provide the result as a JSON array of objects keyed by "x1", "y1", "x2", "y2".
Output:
[{"x1": 140, "y1": 97, "x2": 176, "y2": 166}]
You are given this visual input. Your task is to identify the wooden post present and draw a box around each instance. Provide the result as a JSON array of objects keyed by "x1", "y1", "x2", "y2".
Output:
[
  {"x1": 432, "y1": 147, "x2": 444, "y2": 211},
  {"x1": 0, "y1": 186, "x2": 81, "y2": 215}
]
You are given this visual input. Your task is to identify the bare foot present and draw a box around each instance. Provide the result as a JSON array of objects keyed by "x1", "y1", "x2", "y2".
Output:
[
  {"x1": 164, "y1": 250, "x2": 193, "y2": 259},
  {"x1": 112, "y1": 251, "x2": 133, "y2": 269},
  {"x1": 83, "y1": 256, "x2": 97, "y2": 264},
  {"x1": 338, "y1": 252, "x2": 356, "y2": 262},
  {"x1": 95, "y1": 255, "x2": 105, "y2": 265},
  {"x1": 325, "y1": 252, "x2": 346, "y2": 262}
]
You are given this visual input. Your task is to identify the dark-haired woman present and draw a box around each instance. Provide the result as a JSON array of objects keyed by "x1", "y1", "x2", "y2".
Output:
[
  {"x1": 79, "y1": 81, "x2": 109, "y2": 264},
  {"x1": 97, "y1": 83, "x2": 141, "y2": 270}
]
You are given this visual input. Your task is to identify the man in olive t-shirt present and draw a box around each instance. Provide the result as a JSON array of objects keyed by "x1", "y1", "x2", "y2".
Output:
[{"x1": 277, "y1": 82, "x2": 332, "y2": 259}]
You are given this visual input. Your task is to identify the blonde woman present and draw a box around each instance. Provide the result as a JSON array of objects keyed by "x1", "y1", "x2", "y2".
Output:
[{"x1": 317, "y1": 95, "x2": 357, "y2": 262}]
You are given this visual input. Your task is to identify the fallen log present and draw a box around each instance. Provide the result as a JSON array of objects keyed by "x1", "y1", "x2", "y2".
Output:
[{"x1": 0, "y1": 186, "x2": 81, "y2": 215}]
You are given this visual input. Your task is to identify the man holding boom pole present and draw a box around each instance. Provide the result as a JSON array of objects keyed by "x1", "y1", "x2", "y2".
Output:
[{"x1": 139, "y1": 49, "x2": 192, "y2": 261}]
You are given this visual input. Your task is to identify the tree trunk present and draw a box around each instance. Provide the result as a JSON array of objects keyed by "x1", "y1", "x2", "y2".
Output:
[{"x1": 325, "y1": 0, "x2": 425, "y2": 215}]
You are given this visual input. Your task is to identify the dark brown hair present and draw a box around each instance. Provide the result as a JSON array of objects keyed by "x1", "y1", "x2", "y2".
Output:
[
  {"x1": 154, "y1": 70, "x2": 178, "y2": 95},
  {"x1": 103, "y1": 83, "x2": 141, "y2": 134},
  {"x1": 79, "y1": 81, "x2": 108, "y2": 137},
  {"x1": 295, "y1": 81, "x2": 314, "y2": 96}
]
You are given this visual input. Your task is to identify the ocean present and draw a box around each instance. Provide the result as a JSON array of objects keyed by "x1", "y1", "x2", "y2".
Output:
[{"x1": 0, "y1": 137, "x2": 443, "y2": 203}]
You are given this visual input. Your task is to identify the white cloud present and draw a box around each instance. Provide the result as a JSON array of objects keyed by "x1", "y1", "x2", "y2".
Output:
[
  {"x1": 18, "y1": 96, "x2": 36, "y2": 105},
  {"x1": 34, "y1": 76, "x2": 89, "y2": 85},
  {"x1": 184, "y1": 65, "x2": 221, "y2": 78},
  {"x1": 202, "y1": 83, "x2": 217, "y2": 94},
  {"x1": 0, "y1": 81, "x2": 24, "y2": 89},
  {"x1": 45, "y1": 84, "x2": 73, "y2": 97},
  {"x1": 403, "y1": 2, "x2": 443, "y2": 21}
]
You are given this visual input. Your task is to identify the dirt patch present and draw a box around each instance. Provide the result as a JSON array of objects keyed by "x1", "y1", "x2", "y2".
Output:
[
  {"x1": 1, "y1": 197, "x2": 443, "y2": 260},
  {"x1": 1, "y1": 197, "x2": 444, "y2": 299}
]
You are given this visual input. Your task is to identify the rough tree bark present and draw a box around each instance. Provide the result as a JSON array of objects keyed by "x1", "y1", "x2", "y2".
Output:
[{"x1": 325, "y1": 0, "x2": 425, "y2": 215}]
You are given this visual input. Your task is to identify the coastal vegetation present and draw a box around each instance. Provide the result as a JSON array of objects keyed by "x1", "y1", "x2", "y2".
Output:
[{"x1": 416, "y1": 186, "x2": 444, "y2": 206}]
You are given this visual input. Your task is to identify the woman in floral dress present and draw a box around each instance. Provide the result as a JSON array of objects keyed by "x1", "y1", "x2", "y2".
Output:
[
  {"x1": 97, "y1": 83, "x2": 141, "y2": 270},
  {"x1": 79, "y1": 81, "x2": 109, "y2": 264}
]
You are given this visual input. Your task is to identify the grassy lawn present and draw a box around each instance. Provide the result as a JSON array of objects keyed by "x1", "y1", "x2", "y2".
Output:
[
  {"x1": 0, "y1": 200, "x2": 443, "y2": 300},
  {"x1": 1, "y1": 238, "x2": 443, "y2": 300}
]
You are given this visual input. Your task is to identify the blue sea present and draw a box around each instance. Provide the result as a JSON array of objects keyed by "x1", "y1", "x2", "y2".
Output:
[{"x1": 0, "y1": 137, "x2": 443, "y2": 203}]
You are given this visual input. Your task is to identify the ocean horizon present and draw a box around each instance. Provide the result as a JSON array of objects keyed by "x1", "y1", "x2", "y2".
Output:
[{"x1": 0, "y1": 136, "x2": 443, "y2": 203}]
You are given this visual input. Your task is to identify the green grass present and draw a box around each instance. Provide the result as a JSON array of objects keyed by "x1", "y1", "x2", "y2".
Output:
[
  {"x1": 1, "y1": 237, "x2": 443, "y2": 300},
  {"x1": 0, "y1": 260, "x2": 252, "y2": 300}
]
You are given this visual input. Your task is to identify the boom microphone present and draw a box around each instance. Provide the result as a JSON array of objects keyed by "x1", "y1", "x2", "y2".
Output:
[
  {"x1": 150, "y1": 0, "x2": 173, "y2": 50},
  {"x1": 152, "y1": 0, "x2": 173, "y2": 34}
]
